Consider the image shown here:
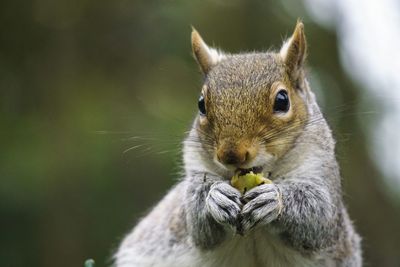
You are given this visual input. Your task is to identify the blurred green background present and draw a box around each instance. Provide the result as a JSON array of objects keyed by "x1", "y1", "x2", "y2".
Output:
[{"x1": 1, "y1": 0, "x2": 399, "y2": 266}]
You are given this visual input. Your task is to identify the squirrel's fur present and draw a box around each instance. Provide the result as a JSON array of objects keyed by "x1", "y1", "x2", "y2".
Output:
[{"x1": 114, "y1": 21, "x2": 362, "y2": 267}]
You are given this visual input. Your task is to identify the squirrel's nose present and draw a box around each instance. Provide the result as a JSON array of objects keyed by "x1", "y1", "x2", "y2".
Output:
[{"x1": 217, "y1": 147, "x2": 250, "y2": 166}]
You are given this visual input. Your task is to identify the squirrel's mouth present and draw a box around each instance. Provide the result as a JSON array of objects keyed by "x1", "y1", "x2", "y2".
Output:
[{"x1": 236, "y1": 166, "x2": 263, "y2": 176}]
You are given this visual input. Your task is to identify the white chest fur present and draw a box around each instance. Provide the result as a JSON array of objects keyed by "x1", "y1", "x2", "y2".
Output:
[
  {"x1": 196, "y1": 229, "x2": 315, "y2": 267},
  {"x1": 152, "y1": 228, "x2": 320, "y2": 267},
  {"x1": 116, "y1": 230, "x2": 328, "y2": 267}
]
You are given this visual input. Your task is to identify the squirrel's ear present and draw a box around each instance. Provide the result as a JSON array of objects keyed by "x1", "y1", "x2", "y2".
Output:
[
  {"x1": 191, "y1": 27, "x2": 225, "y2": 75},
  {"x1": 280, "y1": 21, "x2": 307, "y2": 81}
]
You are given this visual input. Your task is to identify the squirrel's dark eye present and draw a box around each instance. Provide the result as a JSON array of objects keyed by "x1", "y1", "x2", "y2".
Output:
[
  {"x1": 198, "y1": 94, "x2": 206, "y2": 115},
  {"x1": 273, "y1": 90, "x2": 290, "y2": 113}
]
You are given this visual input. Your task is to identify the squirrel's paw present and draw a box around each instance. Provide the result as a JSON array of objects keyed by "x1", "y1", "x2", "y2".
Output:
[
  {"x1": 240, "y1": 183, "x2": 283, "y2": 233},
  {"x1": 206, "y1": 182, "x2": 242, "y2": 229}
]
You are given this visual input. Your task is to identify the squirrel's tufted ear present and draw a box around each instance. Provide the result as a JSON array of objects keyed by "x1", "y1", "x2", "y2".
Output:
[
  {"x1": 191, "y1": 27, "x2": 225, "y2": 75},
  {"x1": 280, "y1": 20, "x2": 307, "y2": 82}
]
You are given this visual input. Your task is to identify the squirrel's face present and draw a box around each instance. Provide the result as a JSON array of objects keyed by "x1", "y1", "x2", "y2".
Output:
[{"x1": 189, "y1": 22, "x2": 310, "y2": 177}]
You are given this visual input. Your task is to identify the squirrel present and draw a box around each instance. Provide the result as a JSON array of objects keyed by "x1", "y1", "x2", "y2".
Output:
[{"x1": 114, "y1": 21, "x2": 362, "y2": 267}]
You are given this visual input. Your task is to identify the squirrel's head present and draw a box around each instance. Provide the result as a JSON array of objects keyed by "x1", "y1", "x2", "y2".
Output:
[{"x1": 187, "y1": 21, "x2": 311, "y2": 178}]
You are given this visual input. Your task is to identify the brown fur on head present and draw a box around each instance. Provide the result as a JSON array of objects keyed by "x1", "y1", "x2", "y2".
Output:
[{"x1": 191, "y1": 21, "x2": 309, "y2": 176}]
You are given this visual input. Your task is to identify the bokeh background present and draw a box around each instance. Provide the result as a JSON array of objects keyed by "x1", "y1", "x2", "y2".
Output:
[{"x1": 1, "y1": 0, "x2": 400, "y2": 266}]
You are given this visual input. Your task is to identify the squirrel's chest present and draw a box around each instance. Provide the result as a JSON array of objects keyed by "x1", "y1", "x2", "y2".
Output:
[{"x1": 196, "y1": 229, "x2": 315, "y2": 267}]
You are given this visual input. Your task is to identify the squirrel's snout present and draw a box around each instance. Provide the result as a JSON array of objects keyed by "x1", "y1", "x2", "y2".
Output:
[
  {"x1": 217, "y1": 149, "x2": 248, "y2": 166},
  {"x1": 216, "y1": 143, "x2": 256, "y2": 167}
]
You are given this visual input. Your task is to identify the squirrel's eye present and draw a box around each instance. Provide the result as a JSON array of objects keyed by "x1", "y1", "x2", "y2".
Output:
[
  {"x1": 198, "y1": 94, "x2": 206, "y2": 115},
  {"x1": 273, "y1": 90, "x2": 290, "y2": 113}
]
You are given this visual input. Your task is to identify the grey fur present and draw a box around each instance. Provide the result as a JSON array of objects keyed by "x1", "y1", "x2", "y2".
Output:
[{"x1": 114, "y1": 30, "x2": 362, "y2": 267}]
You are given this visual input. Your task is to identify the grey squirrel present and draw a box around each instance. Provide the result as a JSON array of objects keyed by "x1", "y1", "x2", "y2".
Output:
[{"x1": 114, "y1": 21, "x2": 362, "y2": 267}]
